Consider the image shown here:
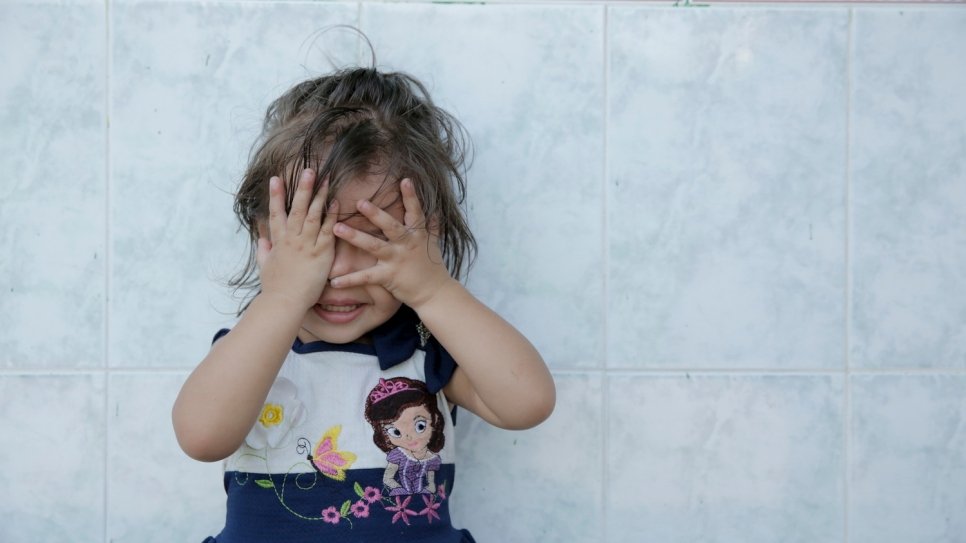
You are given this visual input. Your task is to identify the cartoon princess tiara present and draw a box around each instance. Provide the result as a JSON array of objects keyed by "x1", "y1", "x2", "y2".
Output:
[{"x1": 368, "y1": 378, "x2": 414, "y2": 404}]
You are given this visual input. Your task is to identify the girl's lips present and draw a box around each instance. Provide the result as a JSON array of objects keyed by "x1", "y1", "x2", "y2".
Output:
[{"x1": 313, "y1": 303, "x2": 365, "y2": 324}]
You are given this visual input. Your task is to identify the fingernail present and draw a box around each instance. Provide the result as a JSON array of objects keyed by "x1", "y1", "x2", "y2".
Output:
[{"x1": 270, "y1": 177, "x2": 279, "y2": 190}]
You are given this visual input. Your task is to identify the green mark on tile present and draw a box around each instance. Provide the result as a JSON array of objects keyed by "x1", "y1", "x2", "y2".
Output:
[{"x1": 673, "y1": 0, "x2": 710, "y2": 7}]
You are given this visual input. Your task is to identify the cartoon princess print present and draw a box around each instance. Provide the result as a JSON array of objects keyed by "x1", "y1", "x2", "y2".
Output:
[{"x1": 364, "y1": 377, "x2": 445, "y2": 496}]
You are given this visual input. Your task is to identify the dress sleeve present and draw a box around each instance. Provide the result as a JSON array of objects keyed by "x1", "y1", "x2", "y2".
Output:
[
  {"x1": 212, "y1": 328, "x2": 230, "y2": 344},
  {"x1": 422, "y1": 336, "x2": 458, "y2": 395},
  {"x1": 386, "y1": 447, "x2": 406, "y2": 466}
]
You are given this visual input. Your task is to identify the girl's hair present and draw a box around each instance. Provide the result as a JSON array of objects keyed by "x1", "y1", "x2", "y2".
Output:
[
  {"x1": 230, "y1": 67, "x2": 476, "y2": 312},
  {"x1": 364, "y1": 377, "x2": 445, "y2": 453}
]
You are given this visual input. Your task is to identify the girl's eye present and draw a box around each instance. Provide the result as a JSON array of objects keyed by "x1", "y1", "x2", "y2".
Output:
[
  {"x1": 385, "y1": 426, "x2": 402, "y2": 438},
  {"x1": 414, "y1": 419, "x2": 428, "y2": 433}
]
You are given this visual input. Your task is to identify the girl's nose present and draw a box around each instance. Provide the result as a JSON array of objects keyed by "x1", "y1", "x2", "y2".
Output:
[{"x1": 328, "y1": 238, "x2": 371, "y2": 280}]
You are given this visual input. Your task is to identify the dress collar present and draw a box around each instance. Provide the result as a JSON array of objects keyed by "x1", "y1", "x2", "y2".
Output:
[{"x1": 290, "y1": 306, "x2": 422, "y2": 371}]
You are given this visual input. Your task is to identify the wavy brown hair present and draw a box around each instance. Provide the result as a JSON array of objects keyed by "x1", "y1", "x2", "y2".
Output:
[{"x1": 229, "y1": 67, "x2": 477, "y2": 313}]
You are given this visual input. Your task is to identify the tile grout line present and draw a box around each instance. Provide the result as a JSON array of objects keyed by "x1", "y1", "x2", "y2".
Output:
[
  {"x1": 843, "y1": 8, "x2": 855, "y2": 543},
  {"x1": 103, "y1": 0, "x2": 113, "y2": 540},
  {"x1": 601, "y1": 5, "x2": 610, "y2": 542}
]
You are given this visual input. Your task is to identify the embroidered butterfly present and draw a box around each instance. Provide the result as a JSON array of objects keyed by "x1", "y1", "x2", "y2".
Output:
[{"x1": 300, "y1": 426, "x2": 357, "y2": 481}]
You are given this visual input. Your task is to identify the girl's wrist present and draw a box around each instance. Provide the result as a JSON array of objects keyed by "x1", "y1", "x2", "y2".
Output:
[
  {"x1": 253, "y1": 290, "x2": 313, "y2": 315},
  {"x1": 407, "y1": 276, "x2": 464, "y2": 315}
]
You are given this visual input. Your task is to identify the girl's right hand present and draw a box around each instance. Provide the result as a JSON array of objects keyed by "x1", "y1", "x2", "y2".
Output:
[{"x1": 256, "y1": 168, "x2": 339, "y2": 310}]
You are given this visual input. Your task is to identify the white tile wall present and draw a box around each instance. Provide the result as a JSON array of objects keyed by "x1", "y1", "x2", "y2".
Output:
[
  {"x1": 2, "y1": 2, "x2": 965, "y2": 543},
  {"x1": 0, "y1": 374, "x2": 105, "y2": 541},
  {"x1": 453, "y1": 373, "x2": 605, "y2": 542},
  {"x1": 0, "y1": 0, "x2": 106, "y2": 368},
  {"x1": 107, "y1": 372, "x2": 226, "y2": 542},
  {"x1": 607, "y1": 374, "x2": 844, "y2": 542},
  {"x1": 850, "y1": 375, "x2": 966, "y2": 543},
  {"x1": 608, "y1": 8, "x2": 848, "y2": 369},
  {"x1": 849, "y1": 9, "x2": 966, "y2": 370}
]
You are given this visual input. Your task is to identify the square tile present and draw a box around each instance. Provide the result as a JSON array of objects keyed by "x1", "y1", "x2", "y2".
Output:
[
  {"x1": 363, "y1": 3, "x2": 606, "y2": 368},
  {"x1": 607, "y1": 8, "x2": 848, "y2": 369},
  {"x1": 606, "y1": 373, "x2": 844, "y2": 542},
  {"x1": 110, "y1": 1, "x2": 359, "y2": 367},
  {"x1": 850, "y1": 10, "x2": 966, "y2": 369},
  {"x1": 108, "y1": 372, "x2": 227, "y2": 542},
  {"x1": 0, "y1": 0, "x2": 106, "y2": 368},
  {"x1": 850, "y1": 374, "x2": 966, "y2": 542},
  {"x1": 452, "y1": 373, "x2": 603, "y2": 542},
  {"x1": 0, "y1": 374, "x2": 105, "y2": 541}
]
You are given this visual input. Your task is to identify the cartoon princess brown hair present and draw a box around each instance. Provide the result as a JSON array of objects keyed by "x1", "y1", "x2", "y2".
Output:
[{"x1": 364, "y1": 377, "x2": 445, "y2": 453}]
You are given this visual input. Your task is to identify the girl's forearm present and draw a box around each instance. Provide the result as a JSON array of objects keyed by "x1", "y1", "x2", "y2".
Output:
[
  {"x1": 412, "y1": 280, "x2": 555, "y2": 429},
  {"x1": 172, "y1": 293, "x2": 305, "y2": 461}
]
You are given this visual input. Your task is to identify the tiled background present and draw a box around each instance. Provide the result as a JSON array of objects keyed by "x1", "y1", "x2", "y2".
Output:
[{"x1": 2, "y1": 1, "x2": 965, "y2": 542}]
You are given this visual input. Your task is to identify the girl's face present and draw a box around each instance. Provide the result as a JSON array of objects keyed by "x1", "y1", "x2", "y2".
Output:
[
  {"x1": 383, "y1": 405, "x2": 434, "y2": 453},
  {"x1": 281, "y1": 173, "x2": 404, "y2": 345}
]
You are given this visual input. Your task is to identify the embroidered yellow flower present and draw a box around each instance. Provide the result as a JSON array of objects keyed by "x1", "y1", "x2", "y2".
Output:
[
  {"x1": 258, "y1": 403, "x2": 284, "y2": 428},
  {"x1": 245, "y1": 376, "x2": 306, "y2": 450}
]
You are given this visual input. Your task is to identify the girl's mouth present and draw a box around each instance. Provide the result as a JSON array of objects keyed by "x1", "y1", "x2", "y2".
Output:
[
  {"x1": 313, "y1": 303, "x2": 365, "y2": 324},
  {"x1": 321, "y1": 304, "x2": 360, "y2": 312}
]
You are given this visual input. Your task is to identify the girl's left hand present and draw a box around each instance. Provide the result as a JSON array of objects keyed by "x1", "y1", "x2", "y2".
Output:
[{"x1": 330, "y1": 178, "x2": 456, "y2": 309}]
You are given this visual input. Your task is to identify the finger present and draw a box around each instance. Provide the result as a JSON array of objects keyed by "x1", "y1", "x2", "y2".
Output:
[
  {"x1": 356, "y1": 198, "x2": 407, "y2": 241},
  {"x1": 333, "y1": 221, "x2": 389, "y2": 255},
  {"x1": 267, "y1": 176, "x2": 286, "y2": 242},
  {"x1": 319, "y1": 198, "x2": 339, "y2": 243},
  {"x1": 256, "y1": 236, "x2": 271, "y2": 269},
  {"x1": 400, "y1": 178, "x2": 426, "y2": 228},
  {"x1": 303, "y1": 176, "x2": 328, "y2": 236},
  {"x1": 329, "y1": 267, "x2": 383, "y2": 289},
  {"x1": 287, "y1": 169, "x2": 315, "y2": 233}
]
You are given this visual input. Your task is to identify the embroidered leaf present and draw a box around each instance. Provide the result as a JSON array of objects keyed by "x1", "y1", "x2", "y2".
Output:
[
  {"x1": 255, "y1": 479, "x2": 275, "y2": 489},
  {"x1": 354, "y1": 482, "x2": 364, "y2": 498},
  {"x1": 340, "y1": 500, "x2": 351, "y2": 517}
]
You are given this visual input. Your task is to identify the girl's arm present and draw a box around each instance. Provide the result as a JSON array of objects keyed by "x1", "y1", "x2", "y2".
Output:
[
  {"x1": 414, "y1": 280, "x2": 555, "y2": 430},
  {"x1": 172, "y1": 170, "x2": 337, "y2": 461},
  {"x1": 330, "y1": 179, "x2": 555, "y2": 430}
]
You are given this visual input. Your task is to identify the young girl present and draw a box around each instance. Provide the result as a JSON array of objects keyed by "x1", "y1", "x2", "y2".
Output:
[{"x1": 172, "y1": 67, "x2": 555, "y2": 543}]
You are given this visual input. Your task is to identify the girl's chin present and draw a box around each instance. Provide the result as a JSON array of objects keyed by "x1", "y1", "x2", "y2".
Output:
[{"x1": 298, "y1": 327, "x2": 371, "y2": 345}]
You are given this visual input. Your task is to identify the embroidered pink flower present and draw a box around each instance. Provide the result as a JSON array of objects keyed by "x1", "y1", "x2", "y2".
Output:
[
  {"x1": 362, "y1": 486, "x2": 382, "y2": 504},
  {"x1": 385, "y1": 496, "x2": 417, "y2": 525},
  {"x1": 437, "y1": 482, "x2": 447, "y2": 500},
  {"x1": 350, "y1": 500, "x2": 370, "y2": 518},
  {"x1": 321, "y1": 506, "x2": 340, "y2": 524},
  {"x1": 419, "y1": 494, "x2": 441, "y2": 523}
]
